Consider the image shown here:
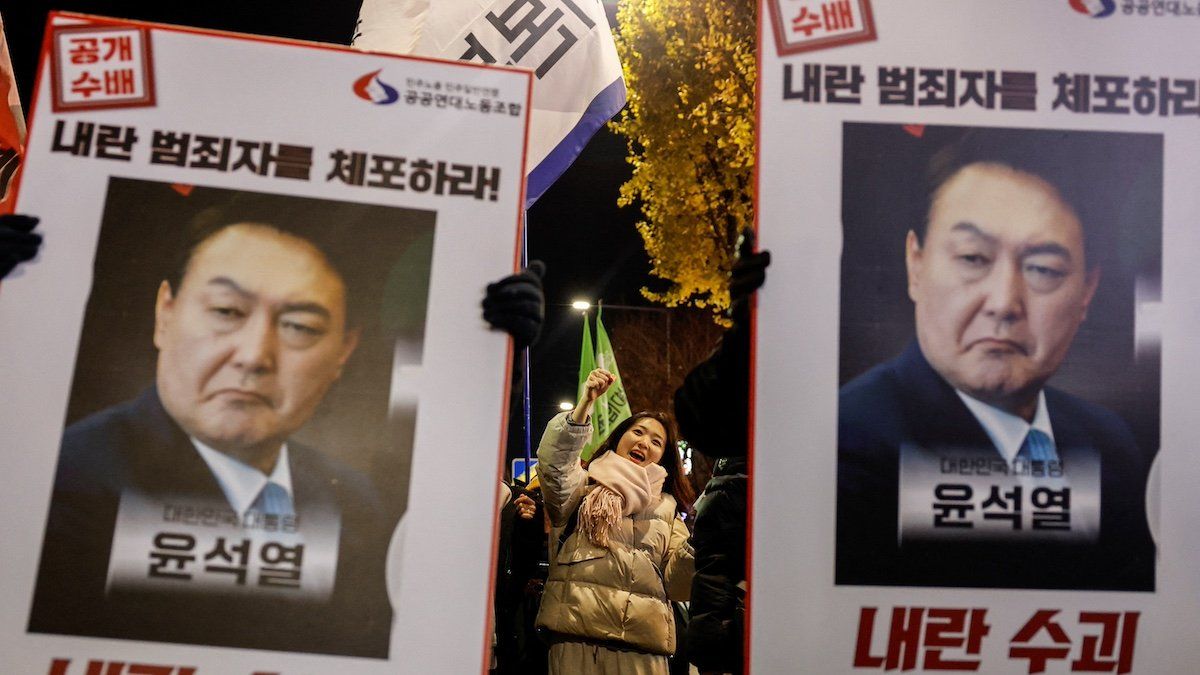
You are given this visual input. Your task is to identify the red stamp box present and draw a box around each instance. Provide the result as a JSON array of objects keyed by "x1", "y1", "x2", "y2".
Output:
[
  {"x1": 767, "y1": 0, "x2": 877, "y2": 56},
  {"x1": 50, "y1": 24, "x2": 155, "y2": 113}
]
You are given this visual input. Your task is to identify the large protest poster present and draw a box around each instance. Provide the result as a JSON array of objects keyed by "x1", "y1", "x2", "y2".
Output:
[
  {"x1": 754, "y1": 2, "x2": 1200, "y2": 672},
  {"x1": 0, "y1": 12, "x2": 530, "y2": 674}
]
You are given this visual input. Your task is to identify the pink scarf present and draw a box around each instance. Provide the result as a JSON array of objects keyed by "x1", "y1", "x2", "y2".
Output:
[{"x1": 578, "y1": 451, "x2": 667, "y2": 548}]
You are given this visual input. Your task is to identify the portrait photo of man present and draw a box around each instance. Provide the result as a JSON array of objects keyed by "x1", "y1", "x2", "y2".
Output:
[
  {"x1": 28, "y1": 179, "x2": 435, "y2": 657},
  {"x1": 835, "y1": 124, "x2": 1161, "y2": 591}
]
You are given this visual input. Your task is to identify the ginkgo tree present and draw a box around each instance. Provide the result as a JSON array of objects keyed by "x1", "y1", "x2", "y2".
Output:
[{"x1": 610, "y1": 0, "x2": 756, "y2": 321}]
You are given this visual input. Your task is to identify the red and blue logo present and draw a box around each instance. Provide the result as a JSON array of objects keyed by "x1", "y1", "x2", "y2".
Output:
[
  {"x1": 1069, "y1": 0, "x2": 1116, "y2": 17},
  {"x1": 352, "y1": 69, "x2": 399, "y2": 105}
]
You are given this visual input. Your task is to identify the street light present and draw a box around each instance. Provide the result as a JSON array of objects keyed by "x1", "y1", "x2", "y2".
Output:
[
  {"x1": 571, "y1": 300, "x2": 591, "y2": 311},
  {"x1": 558, "y1": 401, "x2": 574, "y2": 411}
]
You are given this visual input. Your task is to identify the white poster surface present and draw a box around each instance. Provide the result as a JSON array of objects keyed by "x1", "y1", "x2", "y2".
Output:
[
  {"x1": 0, "y1": 12, "x2": 530, "y2": 674},
  {"x1": 755, "y1": 2, "x2": 1199, "y2": 673}
]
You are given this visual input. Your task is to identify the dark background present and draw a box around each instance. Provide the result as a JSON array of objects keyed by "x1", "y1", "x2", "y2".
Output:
[
  {"x1": 838, "y1": 122, "x2": 1163, "y2": 458},
  {"x1": 3, "y1": 2, "x2": 668, "y2": 471}
]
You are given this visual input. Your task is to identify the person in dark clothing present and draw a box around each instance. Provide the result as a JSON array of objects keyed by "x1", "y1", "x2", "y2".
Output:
[
  {"x1": 492, "y1": 480, "x2": 550, "y2": 675},
  {"x1": 486, "y1": 262, "x2": 549, "y2": 674},
  {"x1": 674, "y1": 236, "x2": 767, "y2": 675},
  {"x1": 686, "y1": 456, "x2": 748, "y2": 675}
]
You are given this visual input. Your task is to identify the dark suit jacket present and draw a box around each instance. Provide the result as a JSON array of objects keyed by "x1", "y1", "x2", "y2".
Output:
[
  {"x1": 28, "y1": 387, "x2": 394, "y2": 657},
  {"x1": 837, "y1": 342, "x2": 1155, "y2": 591}
]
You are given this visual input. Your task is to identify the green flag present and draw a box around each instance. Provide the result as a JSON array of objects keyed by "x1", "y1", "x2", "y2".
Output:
[
  {"x1": 585, "y1": 309, "x2": 632, "y2": 460},
  {"x1": 577, "y1": 313, "x2": 602, "y2": 459},
  {"x1": 577, "y1": 313, "x2": 596, "y2": 403}
]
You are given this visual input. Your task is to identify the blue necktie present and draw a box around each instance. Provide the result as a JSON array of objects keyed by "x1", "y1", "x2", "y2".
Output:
[
  {"x1": 1018, "y1": 428, "x2": 1058, "y2": 463},
  {"x1": 251, "y1": 481, "x2": 295, "y2": 517}
]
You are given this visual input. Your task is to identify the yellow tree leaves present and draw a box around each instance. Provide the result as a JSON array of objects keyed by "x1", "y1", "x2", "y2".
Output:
[{"x1": 610, "y1": 0, "x2": 756, "y2": 320}]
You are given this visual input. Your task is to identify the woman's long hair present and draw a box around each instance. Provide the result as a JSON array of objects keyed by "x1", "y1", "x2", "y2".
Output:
[{"x1": 587, "y1": 411, "x2": 695, "y2": 516}]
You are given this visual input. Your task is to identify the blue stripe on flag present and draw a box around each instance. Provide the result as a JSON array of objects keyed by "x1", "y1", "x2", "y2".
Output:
[{"x1": 525, "y1": 77, "x2": 627, "y2": 208}]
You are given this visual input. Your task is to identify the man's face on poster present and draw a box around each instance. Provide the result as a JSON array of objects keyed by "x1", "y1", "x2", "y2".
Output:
[
  {"x1": 154, "y1": 224, "x2": 359, "y2": 460},
  {"x1": 905, "y1": 162, "x2": 1100, "y2": 414}
]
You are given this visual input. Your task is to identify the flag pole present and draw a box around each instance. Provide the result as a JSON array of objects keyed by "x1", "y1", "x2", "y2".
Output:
[{"x1": 520, "y1": 208, "x2": 533, "y2": 487}]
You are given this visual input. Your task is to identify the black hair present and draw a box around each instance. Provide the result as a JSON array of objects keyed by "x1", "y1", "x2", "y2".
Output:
[
  {"x1": 587, "y1": 411, "x2": 695, "y2": 516},
  {"x1": 166, "y1": 196, "x2": 375, "y2": 328},
  {"x1": 913, "y1": 127, "x2": 1157, "y2": 271}
]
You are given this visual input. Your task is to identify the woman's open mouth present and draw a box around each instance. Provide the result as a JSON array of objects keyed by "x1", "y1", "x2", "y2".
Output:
[{"x1": 629, "y1": 449, "x2": 646, "y2": 464}]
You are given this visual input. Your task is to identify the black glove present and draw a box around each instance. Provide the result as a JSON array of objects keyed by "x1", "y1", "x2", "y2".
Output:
[
  {"x1": 0, "y1": 214, "x2": 42, "y2": 280},
  {"x1": 482, "y1": 260, "x2": 545, "y2": 349},
  {"x1": 729, "y1": 231, "x2": 769, "y2": 309}
]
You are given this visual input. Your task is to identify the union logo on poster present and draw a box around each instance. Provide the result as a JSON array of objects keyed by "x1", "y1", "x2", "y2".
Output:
[
  {"x1": 49, "y1": 24, "x2": 156, "y2": 112},
  {"x1": 767, "y1": 0, "x2": 877, "y2": 56}
]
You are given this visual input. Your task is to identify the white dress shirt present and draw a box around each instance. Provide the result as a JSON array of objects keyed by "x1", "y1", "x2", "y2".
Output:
[
  {"x1": 955, "y1": 390, "x2": 1055, "y2": 463},
  {"x1": 190, "y1": 439, "x2": 295, "y2": 518}
]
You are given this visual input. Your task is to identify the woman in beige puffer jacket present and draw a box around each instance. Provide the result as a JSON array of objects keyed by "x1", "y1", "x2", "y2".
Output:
[{"x1": 536, "y1": 368, "x2": 695, "y2": 675}]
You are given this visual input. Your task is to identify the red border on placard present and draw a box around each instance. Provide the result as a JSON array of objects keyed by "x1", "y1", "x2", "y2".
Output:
[
  {"x1": 767, "y1": 0, "x2": 877, "y2": 57},
  {"x1": 49, "y1": 24, "x2": 156, "y2": 113},
  {"x1": 745, "y1": 1, "x2": 764, "y2": 671},
  {"x1": 16, "y1": 12, "x2": 536, "y2": 674}
]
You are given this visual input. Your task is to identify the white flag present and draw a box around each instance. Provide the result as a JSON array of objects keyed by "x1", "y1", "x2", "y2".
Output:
[{"x1": 353, "y1": 0, "x2": 625, "y2": 207}]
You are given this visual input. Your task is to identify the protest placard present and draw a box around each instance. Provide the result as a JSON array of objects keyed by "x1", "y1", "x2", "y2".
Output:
[
  {"x1": 755, "y1": 1, "x2": 1198, "y2": 672},
  {"x1": 0, "y1": 12, "x2": 530, "y2": 674}
]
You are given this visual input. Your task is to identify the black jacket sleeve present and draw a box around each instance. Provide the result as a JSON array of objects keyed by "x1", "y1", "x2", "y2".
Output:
[{"x1": 686, "y1": 471, "x2": 748, "y2": 673}]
